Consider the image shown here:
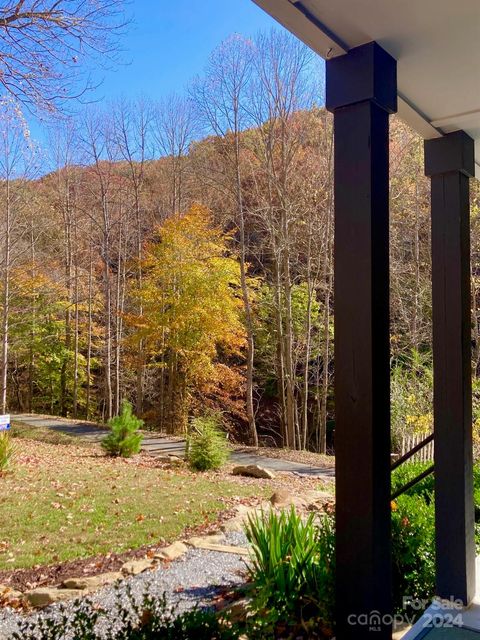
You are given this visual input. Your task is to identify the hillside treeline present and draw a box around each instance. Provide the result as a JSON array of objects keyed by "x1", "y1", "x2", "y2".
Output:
[{"x1": 1, "y1": 31, "x2": 479, "y2": 452}]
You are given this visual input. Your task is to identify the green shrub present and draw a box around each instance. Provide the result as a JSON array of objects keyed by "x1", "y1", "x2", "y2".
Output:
[
  {"x1": 243, "y1": 497, "x2": 436, "y2": 632},
  {"x1": 390, "y1": 463, "x2": 437, "y2": 616},
  {"x1": 186, "y1": 413, "x2": 230, "y2": 471},
  {"x1": 391, "y1": 494, "x2": 436, "y2": 616},
  {"x1": 391, "y1": 462, "x2": 480, "y2": 615},
  {"x1": 392, "y1": 461, "x2": 480, "y2": 524},
  {"x1": 0, "y1": 432, "x2": 15, "y2": 474},
  {"x1": 391, "y1": 461, "x2": 434, "y2": 502},
  {"x1": 245, "y1": 507, "x2": 335, "y2": 637},
  {"x1": 101, "y1": 400, "x2": 143, "y2": 458}
]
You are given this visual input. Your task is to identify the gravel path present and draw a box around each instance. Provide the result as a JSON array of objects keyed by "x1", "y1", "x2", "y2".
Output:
[{"x1": 0, "y1": 533, "x2": 250, "y2": 640}]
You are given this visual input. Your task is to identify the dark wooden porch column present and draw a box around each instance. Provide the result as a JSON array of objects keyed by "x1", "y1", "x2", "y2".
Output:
[
  {"x1": 326, "y1": 42, "x2": 396, "y2": 639},
  {"x1": 425, "y1": 131, "x2": 476, "y2": 605}
]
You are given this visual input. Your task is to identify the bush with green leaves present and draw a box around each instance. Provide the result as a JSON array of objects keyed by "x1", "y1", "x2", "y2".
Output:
[
  {"x1": 391, "y1": 494, "x2": 436, "y2": 616},
  {"x1": 245, "y1": 507, "x2": 335, "y2": 638},
  {"x1": 392, "y1": 461, "x2": 480, "y2": 524},
  {"x1": 390, "y1": 461, "x2": 480, "y2": 616},
  {"x1": 101, "y1": 400, "x2": 143, "y2": 458},
  {"x1": 0, "y1": 432, "x2": 15, "y2": 474},
  {"x1": 186, "y1": 413, "x2": 230, "y2": 471},
  {"x1": 391, "y1": 464, "x2": 456, "y2": 616},
  {"x1": 391, "y1": 461, "x2": 434, "y2": 502},
  {"x1": 13, "y1": 587, "x2": 241, "y2": 640}
]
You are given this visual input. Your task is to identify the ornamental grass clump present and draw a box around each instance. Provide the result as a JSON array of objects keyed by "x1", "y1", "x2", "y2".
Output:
[
  {"x1": 245, "y1": 507, "x2": 335, "y2": 637},
  {"x1": 186, "y1": 413, "x2": 230, "y2": 471},
  {"x1": 101, "y1": 400, "x2": 143, "y2": 458},
  {"x1": 0, "y1": 432, "x2": 15, "y2": 474}
]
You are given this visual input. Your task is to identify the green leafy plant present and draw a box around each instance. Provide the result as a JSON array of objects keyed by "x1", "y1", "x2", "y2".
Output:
[
  {"x1": 186, "y1": 413, "x2": 230, "y2": 471},
  {"x1": 390, "y1": 463, "x2": 437, "y2": 617},
  {"x1": 390, "y1": 462, "x2": 480, "y2": 616},
  {"x1": 245, "y1": 507, "x2": 335, "y2": 637},
  {"x1": 0, "y1": 432, "x2": 15, "y2": 474},
  {"x1": 101, "y1": 400, "x2": 143, "y2": 458},
  {"x1": 391, "y1": 461, "x2": 434, "y2": 502},
  {"x1": 391, "y1": 494, "x2": 436, "y2": 616}
]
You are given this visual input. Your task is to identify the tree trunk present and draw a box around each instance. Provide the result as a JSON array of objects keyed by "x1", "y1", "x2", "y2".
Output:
[
  {"x1": 86, "y1": 241, "x2": 94, "y2": 420},
  {"x1": 234, "y1": 134, "x2": 258, "y2": 446},
  {"x1": 0, "y1": 182, "x2": 11, "y2": 414}
]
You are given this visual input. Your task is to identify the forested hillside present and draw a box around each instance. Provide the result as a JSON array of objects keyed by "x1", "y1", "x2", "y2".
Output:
[{"x1": 1, "y1": 31, "x2": 479, "y2": 452}]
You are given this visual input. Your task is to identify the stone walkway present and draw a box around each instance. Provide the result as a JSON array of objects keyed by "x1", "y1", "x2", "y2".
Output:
[{"x1": 12, "y1": 414, "x2": 335, "y2": 479}]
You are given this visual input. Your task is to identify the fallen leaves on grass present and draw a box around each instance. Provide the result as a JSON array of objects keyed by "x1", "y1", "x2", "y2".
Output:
[{"x1": 0, "y1": 438, "x2": 270, "y2": 572}]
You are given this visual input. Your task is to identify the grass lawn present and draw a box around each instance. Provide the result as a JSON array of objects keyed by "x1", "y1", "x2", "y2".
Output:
[{"x1": 0, "y1": 434, "x2": 268, "y2": 570}]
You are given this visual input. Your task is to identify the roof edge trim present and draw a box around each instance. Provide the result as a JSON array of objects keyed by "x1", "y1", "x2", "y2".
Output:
[{"x1": 252, "y1": 0, "x2": 480, "y2": 177}]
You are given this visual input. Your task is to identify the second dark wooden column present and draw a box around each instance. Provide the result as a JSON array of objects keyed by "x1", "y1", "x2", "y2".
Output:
[
  {"x1": 326, "y1": 42, "x2": 397, "y2": 639},
  {"x1": 425, "y1": 131, "x2": 476, "y2": 605}
]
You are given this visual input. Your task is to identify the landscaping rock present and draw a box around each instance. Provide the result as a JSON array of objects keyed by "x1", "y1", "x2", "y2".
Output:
[
  {"x1": 269, "y1": 488, "x2": 332, "y2": 510},
  {"x1": 220, "y1": 503, "x2": 272, "y2": 534},
  {"x1": 186, "y1": 541, "x2": 249, "y2": 556},
  {"x1": 154, "y1": 541, "x2": 188, "y2": 561},
  {"x1": 121, "y1": 559, "x2": 154, "y2": 576},
  {"x1": 62, "y1": 572, "x2": 122, "y2": 590},
  {"x1": 221, "y1": 518, "x2": 244, "y2": 533},
  {"x1": 304, "y1": 490, "x2": 334, "y2": 511},
  {"x1": 186, "y1": 534, "x2": 225, "y2": 548},
  {"x1": 269, "y1": 489, "x2": 308, "y2": 509},
  {"x1": 270, "y1": 488, "x2": 295, "y2": 506},
  {"x1": 233, "y1": 504, "x2": 256, "y2": 516},
  {"x1": 232, "y1": 464, "x2": 276, "y2": 479},
  {"x1": 25, "y1": 587, "x2": 84, "y2": 608}
]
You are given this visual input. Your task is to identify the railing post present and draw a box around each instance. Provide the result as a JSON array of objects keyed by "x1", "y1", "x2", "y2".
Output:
[
  {"x1": 326, "y1": 42, "x2": 396, "y2": 639},
  {"x1": 425, "y1": 131, "x2": 476, "y2": 605}
]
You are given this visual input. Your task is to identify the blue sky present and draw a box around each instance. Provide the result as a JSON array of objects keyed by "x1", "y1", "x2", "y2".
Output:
[
  {"x1": 30, "y1": 0, "x2": 280, "y2": 140},
  {"x1": 33, "y1": 0, "x2": 278, "y2": 116},
  {"x1": 100, "y1": 0, "x2": 278, "y2": 101}
]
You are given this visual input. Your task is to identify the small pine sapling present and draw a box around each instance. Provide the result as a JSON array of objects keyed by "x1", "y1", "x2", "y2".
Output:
[
  {"x1": 101, "y1": 400, "x2": 143, "y2": 458},
  {"x1": 186, "y1": 413, "x2": 230, "y2": 471}
]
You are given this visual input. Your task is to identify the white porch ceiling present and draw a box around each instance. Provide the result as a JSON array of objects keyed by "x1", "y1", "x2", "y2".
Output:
[{"x1": 252, "y1": 0, "x2": 480, "y2": 177}]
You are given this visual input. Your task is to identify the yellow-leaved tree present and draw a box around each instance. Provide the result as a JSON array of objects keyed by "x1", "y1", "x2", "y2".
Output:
[{"x1": 130, "y1": 204, "x2": 246, "y2": 432}]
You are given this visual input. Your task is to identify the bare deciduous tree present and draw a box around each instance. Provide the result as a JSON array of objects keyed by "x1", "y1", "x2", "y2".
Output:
[
  {"x1": 0, "y1": 0, "x2": 126, "y2": 112},
  {"x1": 191, "y1": 35, "x2": 259, "y2": 446},
  {"x1": 153, "y1": 94, "x2": 195, "y2": 215},
  {"x1": 0, "y1": 96, "x2": 35, "y2": 412}
]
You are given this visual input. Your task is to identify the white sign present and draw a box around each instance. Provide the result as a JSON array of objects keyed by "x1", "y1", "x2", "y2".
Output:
[{"x1": 0, "y1": 415, "x2": 10, "y2": 431}]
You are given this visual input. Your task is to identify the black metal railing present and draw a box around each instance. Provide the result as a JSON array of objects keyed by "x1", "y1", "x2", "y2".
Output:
[{"x1": 391, "y1": 433, "x2": 434, "y2": 500}]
